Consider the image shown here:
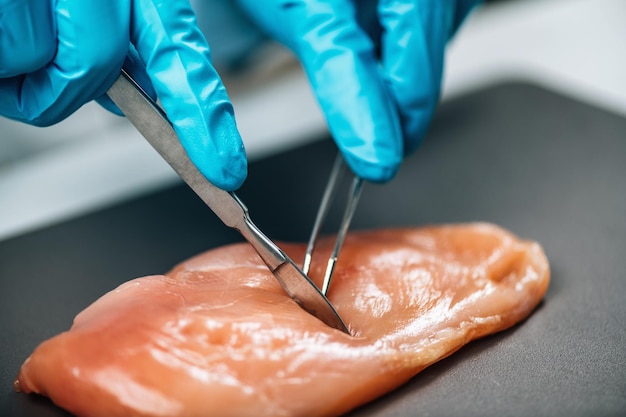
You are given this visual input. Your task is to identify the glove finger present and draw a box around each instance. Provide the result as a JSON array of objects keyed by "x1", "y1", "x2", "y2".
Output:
[
  {"x1": 378, "y1": 0, "x2": 455, "y2": 154},
  {"x1": 0, "y1": 0, "x2": 56, "y2": 77},
  {"x1": 130, "y1": 0, "x2": 247, "y2": 191},
  {"x1": 0, "y1": 0, "x2": 129, "y2": 126},
  {"x1": 280, "y1": 0, "x2": 403, "y2": 183}
]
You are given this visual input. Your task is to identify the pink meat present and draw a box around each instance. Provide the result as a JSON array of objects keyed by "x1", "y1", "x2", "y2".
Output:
[{"x1": 15, "y1": 223, "x2": 550, "y2": 417}]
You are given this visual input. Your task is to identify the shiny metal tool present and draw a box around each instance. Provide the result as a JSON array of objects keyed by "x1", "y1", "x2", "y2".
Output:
[
  {"x1": 106, "y1": 69, "x2": 348, "y2": 334},
  {"x1": 303, "y1": 153, "x2": 364, "y2": 295}
]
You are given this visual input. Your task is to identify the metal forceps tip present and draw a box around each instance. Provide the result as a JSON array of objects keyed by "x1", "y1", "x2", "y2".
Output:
[{"x1": 303, "y1": 153, "x2": 364, "y2": 295}]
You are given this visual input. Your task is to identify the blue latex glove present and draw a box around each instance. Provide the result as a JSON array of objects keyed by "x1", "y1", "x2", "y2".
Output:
[
  {"x1": 236, "y1": 0, "x2": 480, "y2": 183},
  {"x1": 0, "y1": 0, "x2": 246, "y2": 191}
]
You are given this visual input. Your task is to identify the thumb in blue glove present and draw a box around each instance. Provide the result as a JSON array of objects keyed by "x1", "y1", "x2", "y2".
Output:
[
  {"x1": 0, "y1": 0, "x2": 247, "y2": 191},
  {"x1": 236, "y1": 0, "x2": 480, "y2": 183}
]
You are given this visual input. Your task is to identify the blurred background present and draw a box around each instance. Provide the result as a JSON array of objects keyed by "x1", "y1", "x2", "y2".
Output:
[{"x1": 1, "y1": 0, "x2": 625, "y2": 241}]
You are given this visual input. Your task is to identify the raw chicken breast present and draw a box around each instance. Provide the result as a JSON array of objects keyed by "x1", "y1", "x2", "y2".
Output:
[{"x1": 15, "y1": 223, "x2": 549, "y2": 417}]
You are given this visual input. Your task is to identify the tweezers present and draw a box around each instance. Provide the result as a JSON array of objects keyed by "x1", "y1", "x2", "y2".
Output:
[
  {"x1": 106, "y1": 69, "x2": 349, "y2": 334},
  {"x1": 303, "y1": 154, "x2": 364, "y2": 295}
]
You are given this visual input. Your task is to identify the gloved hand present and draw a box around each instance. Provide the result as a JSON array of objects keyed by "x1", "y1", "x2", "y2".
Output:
[
  {"x1": 0, "y1": 0, "x2": 246, "y2": 191},
  {"x1": 236, "y1": 0, "x2": 480, "y2": 183}
]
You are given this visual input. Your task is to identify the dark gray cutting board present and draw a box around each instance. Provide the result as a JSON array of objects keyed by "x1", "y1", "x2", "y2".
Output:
[{"x1": 1, "y1": 81, "x2": 625, "y2": 417}]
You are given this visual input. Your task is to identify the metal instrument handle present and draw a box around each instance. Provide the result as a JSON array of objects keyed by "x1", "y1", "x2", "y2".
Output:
[{"x1": 106, "y1": 70, "x2": 285, "y2": 270}]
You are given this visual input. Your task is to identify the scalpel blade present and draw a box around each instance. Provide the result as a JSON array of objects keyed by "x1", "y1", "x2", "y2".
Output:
[{"x1": 106, "y1": 69, "x2": 349, "y2": 334}]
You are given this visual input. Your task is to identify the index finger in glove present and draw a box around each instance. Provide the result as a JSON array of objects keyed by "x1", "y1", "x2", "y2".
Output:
[
  {"x1": 130, "y1": 0, "x2": 247, "y2": 191},
  {"x1": 274, "y1": 0, "x2": 404, "y2": 183}
]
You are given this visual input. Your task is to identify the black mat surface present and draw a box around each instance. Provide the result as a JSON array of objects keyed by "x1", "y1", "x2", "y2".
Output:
[{"x1": 1, "y1": 82, "x2": 625, "y2": 416}]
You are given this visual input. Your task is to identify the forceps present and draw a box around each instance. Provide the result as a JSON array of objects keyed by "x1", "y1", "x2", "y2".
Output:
[
  {"x1": 106, "y1": 69, "x2": 348, "y2": 334},
  {"x1": 303, "y1": 154, "x2": 364, "y2": 295}
]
